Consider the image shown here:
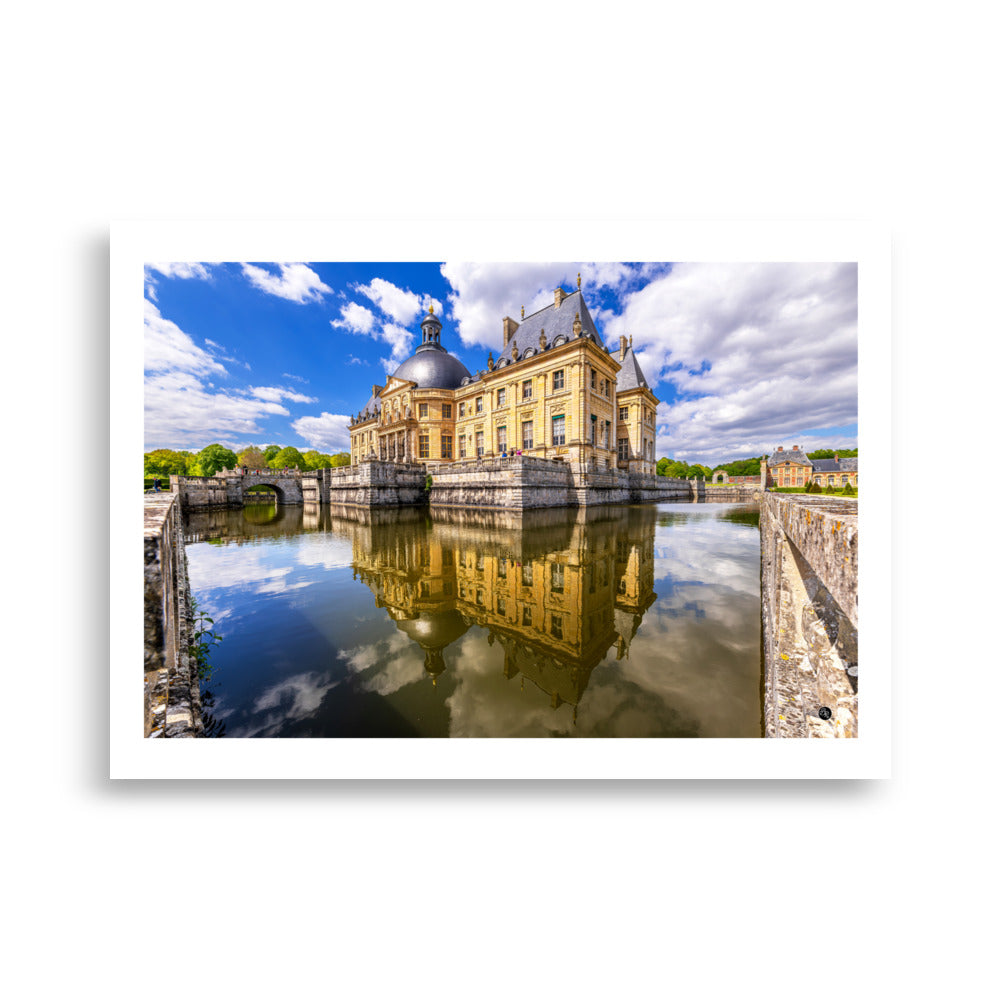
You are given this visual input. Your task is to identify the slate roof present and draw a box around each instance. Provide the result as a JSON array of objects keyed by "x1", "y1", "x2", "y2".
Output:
[
  {"x1": 767, "y1": 448, "x2": 812, "y2": 467},
  {"x1": 495, "y1": 290, "x2": 607, "y2": 366},
  {"x1": 358, "y1": 389, "x2": 382, "y2": 422},
  {"x1": 616, "y1": 345, "x2": 652, "y2": 392},
  {"x1": 811, "y1": 457, "x2": 858, "y2": 473}
]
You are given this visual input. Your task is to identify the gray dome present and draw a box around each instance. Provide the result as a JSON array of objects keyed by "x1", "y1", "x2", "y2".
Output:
[
  {"x1": 395, "y1": 609, "x2": 470, "y2": 651},
  {"x1": 392, "y1": 344, "x2": 471, "y2": 390}
]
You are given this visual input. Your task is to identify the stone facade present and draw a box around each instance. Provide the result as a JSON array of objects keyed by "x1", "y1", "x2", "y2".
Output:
[
  {"x1": 144, "y1": 493, "x2": 202, "y2": 737},
  {"x1": 760, "y1": 493, "x2": 858, "y2": 738},
  {"x1": 349, "y1": 285, "x2": 660, "y2": 476}
]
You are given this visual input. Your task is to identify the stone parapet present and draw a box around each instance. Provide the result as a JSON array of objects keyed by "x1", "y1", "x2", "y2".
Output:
[
  {"x1": 143, "y1": 494, "x2": 202, "y2": 738},
  {"x1": 760, "y1": 493, "x2": 858, "y2": 739}
]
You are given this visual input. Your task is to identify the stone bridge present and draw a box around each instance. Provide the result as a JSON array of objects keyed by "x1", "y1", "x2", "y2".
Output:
[{"x1": 169, "y1": 470, "x2": 304, "y2": 510}]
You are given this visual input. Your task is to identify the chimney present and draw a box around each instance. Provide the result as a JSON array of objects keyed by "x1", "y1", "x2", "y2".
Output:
[
  {"x1": 554, "y1": 287, "x2": 566, "y2": 307},
  {"x1": 794, "y1": 445, "x2": 800, "y2": 452},
  {"x1": 777, "y1": 446, "x2": 783, "y2": 452},
  {"x1": 620, "y1": 335, "x2": 628, "y2": 360},
  {"x1": 502, "y1": 316, "x2": 519, "y2": 347},
  {"x1": 834, "y1": 452, "x2": 839, "y2": 463},
  {"x1": 372, "y1": 384, "x2": 383, "y2": 397}
]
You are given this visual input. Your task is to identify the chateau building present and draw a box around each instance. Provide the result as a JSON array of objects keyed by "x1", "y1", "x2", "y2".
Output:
[
  {"x1": 766, "y1": 446, "x2": 858, "y2": 488},
  {"x1": 349, "y1": 280, "x2": 659, "y2": 475}
]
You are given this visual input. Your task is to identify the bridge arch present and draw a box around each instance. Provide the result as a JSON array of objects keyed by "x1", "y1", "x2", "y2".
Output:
[{"x1": 240, "y1": 475, "x2": 293, "y2": 505}]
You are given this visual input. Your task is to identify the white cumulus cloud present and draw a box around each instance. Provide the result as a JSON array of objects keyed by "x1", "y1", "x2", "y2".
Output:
[
  {"x1": 330, "y1": 301, "x2": 376, "y2": 333},
  {"x1": 144, "y1": 299, "x2": 226, "y2": 376},
  {"x1": 249, "y1": 385, "x2": 318, "y2": 405},
  {"x1": 602, "y1": 262, "x2": 858, "y2": 464},
  {"x1": 240, "y1": 262, "x2": 332, "y2": 303},
  {"x1": 291, "y1": 411, "x2": 352, "y2": 452},
  {"x1": 354, "y1": 277, "x2": 440, "y2": 326}
]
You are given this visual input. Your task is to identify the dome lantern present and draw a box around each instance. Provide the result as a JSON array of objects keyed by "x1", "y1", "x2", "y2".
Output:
[{"x1": 420, "y1": 303, "x2": 442, "y2": 347}]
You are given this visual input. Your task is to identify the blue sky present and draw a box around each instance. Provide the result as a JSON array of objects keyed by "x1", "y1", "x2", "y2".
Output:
[{"x1": 144, "y1": 261, "x2": 858, "y2": 464}]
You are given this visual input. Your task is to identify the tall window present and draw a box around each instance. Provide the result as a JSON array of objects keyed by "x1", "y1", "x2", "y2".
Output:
[
  {"x1": 497, "y1": 426, "x2": 507, "y2": 453},
  {"x1": 552, "y1": 415, "x2": 565, "y2": 446},
  {"x1": 496, "y1": 596, "x2": 506, "y2": 616},
  {"x1": 522, "y1": 380, "x2": 533, "y2": 401},
  {"x1": 591, "y1": 423, "x2": 596, "y2": 446},
  {"x1": 419, "y1": 435, "x2": 429, "y2": 458},
  {"x1": 498, "y1": 558, "x2": 507, "y2": 579},
  {"x1": 442, "y1": 403, "x2": 451, "y2": 419},
  {"x1": 459, "y1": 437, "x2": 467, "y2": 458},
  {"x1": 522, "y1": 563, "x2": 533, "y2": 586},
  {"x1": 441, "y1": 435, "x2": 453, "y2": 459},
  {"x1": 551, "y1": 564, "x2": 564, "y2": 593},
  {"x1": 522, "y1": 420, "x2": 533, "y2": 450},
  {"x1": 591, "y1": 369, "x2": 597, "y2": 389},
  {"x1": 497, "y1": 387, "x2": 506, "y2": 407},
  {"x1": 459, "y1": 402, "x2": 465, "y2": 418},
  {"x1": 551, "y1": 614, "x2": 563, "y2": 640},
  {"x1": 553, "y1": 369, "x2": 564, "y2": 391},
  {"x1": 618, "y1": 438, "x2": 629, "y2": 461},
  {"x1": 619, "y1": 405, "x2": 628, "y2": 422},
  {"x1": 522, "y1": 605, "x2": 532, "y2": 626},
  {"x1": 476, "y1": 396, "x2": 483, "y2": 413},
  {"x1": 418, "y1": 403, "x2": 428, "y2": 418},
  {"x1": 476, "y1": 431, "x2": 484, "y2": 457}
]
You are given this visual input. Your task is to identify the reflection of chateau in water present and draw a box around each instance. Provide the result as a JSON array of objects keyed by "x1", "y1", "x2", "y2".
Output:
[{"x1": 330, "y1": 504, "x2": 656, "y2": 714}]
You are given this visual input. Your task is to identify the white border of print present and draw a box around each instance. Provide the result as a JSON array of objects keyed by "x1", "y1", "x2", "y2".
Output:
[{"x1": 111, "y1": 220, "x2": 890, "y2": 779}]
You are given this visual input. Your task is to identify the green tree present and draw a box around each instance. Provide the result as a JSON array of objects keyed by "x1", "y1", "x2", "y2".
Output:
[
  {"x1": 197, "y1": 443, "x2": 238, "y2": 476},
  {"x1": 808, "y1": 448, "x2": 858, "y2": 460},
  {"x1": 302, "y1": 449, "x2": 331, "y2": 470},
  {"x1": 270, "y1": 445, "x2": 307, "y2": 470},
  {"x1": 144, "y1": 449, "x2": 190, "y2": 478},
  {"x1": 330, "y1": 452, "x2": 351, "y2": 468},
  {"x1": 237, "y1": 446, "x2": 267, "y2": 469},
  {"x1": 263, "y1": 445, "x2": 281, "y2": 464}
]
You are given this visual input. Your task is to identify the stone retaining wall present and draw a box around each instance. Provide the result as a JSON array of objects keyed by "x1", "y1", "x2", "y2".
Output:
[
  {"x1": 760, "y1": 493, "x2": 858, "y2": 738},
  {"x1": 172, "y1": 461, "x2": 711, "y2": 511},
  {"x1": 315, "y1": 461, "x2": 429, "y2": 507},
  {"x1": 143, "y1": 494, "x2": 202, "y2": 738}
]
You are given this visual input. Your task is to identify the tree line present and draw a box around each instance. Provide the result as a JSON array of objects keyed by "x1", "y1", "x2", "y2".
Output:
[
  {"x1": 144, "y1": 443, "x2": 351, "y2": 478},
  {"x1": 656, "y1": 448, "x2": 858, "y2": 480}
]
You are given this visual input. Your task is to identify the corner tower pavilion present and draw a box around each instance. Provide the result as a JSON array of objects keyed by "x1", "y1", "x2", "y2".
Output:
[{"x1": 348, "y1": 282, "x2": 659, "y2": 475}]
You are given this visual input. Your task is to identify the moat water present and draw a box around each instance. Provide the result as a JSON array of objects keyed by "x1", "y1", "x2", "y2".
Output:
[{"x1": 184, "y1": 501, "x2": 763, "y2": 738}]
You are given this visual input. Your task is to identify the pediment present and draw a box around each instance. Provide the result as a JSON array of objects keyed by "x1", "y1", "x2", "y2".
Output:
[{"x1": 382, "y1": 376, "x2": 413, "y2": 394}]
